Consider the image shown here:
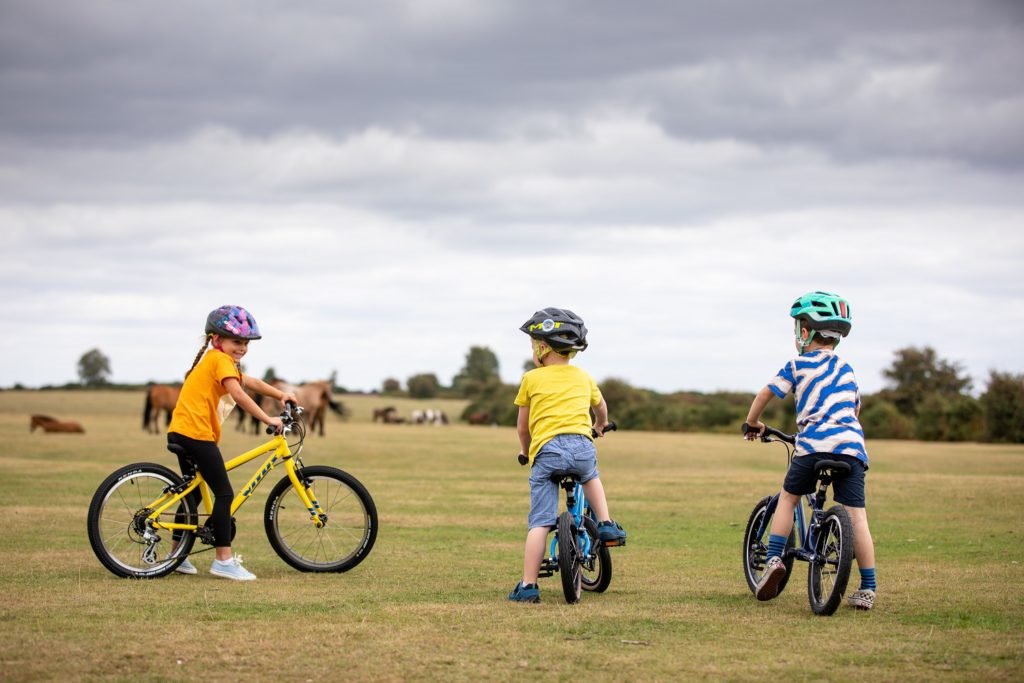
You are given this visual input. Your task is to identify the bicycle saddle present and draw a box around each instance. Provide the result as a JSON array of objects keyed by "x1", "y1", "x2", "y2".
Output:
[
  {"x1": 166, "y1": 443, "x2": 188, "y2": 458},
  {"x1": 813, "y1": 460, "x2": 851, "y2": 476},
  {"x1": 549, "y1": 472, "x2": 581, "y2": 484}
]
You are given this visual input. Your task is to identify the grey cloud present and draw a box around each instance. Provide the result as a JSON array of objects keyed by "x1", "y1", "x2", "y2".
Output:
[{"x1": 2, "y1": 1, "x2": 1022, "y2": 169}]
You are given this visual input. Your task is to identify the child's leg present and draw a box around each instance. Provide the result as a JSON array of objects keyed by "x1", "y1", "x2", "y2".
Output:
[
  {"x1": 581, "y1": 477, "x2": 610, "y2": 522},
  {"x1": 766, "y1": 491, "x2": 799, "y2": 560},
  {"x1": 522, "y1": 526, "x2": 549, "y2": 584},
  {"x1": 846, "y1": 506, "x2": 876, "y2": 589}
]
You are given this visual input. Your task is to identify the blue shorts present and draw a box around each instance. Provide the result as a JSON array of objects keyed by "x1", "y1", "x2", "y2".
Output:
[
  {"x1": 527, "y1": 434, "x2": 600, "y2": 529},
  {"x1": 783, "y1": 452, "x2": 867, "y2": 508}
]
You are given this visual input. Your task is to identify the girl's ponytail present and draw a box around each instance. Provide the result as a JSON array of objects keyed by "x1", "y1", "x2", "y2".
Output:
[{"x1": 184, "y1": 335, "x2": 212, "y2": 379}]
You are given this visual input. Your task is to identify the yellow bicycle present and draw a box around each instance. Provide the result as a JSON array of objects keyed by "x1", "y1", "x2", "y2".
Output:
[{"x1": 87, "y1": 404, "x2": 377, "y2": 578}]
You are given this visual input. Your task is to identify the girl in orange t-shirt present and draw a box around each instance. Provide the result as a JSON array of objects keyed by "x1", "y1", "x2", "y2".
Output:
[{"x1": 167, "y1": 305, "x2": 297, "y2": 581}]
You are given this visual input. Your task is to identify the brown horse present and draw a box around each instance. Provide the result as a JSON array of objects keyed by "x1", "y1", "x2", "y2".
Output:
[
  {"x1": 235, "y1": 389, "x2": 264, "y2": 435},
  {"x1": 270, "y1": 379, "x2": 346, "y2": 436},
  {"x1": 30, "y1": 414, "x2": 85, "y2": 433},
  {"x1": 143, "y1": 384, "x2": 181, "y2": 434},
  {"x1": 373, "y1": 406, "x2": 397, "y2": 422}
]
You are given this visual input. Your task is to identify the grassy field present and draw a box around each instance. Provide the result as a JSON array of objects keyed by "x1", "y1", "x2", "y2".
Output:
[{"x1": 1, "y1": 390, "x2": 1022, "y2": 682}]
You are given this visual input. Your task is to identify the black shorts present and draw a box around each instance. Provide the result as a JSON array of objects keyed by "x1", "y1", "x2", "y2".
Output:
[{"x1": 783, "y1": 452, "x2": 867, "y2": 508}]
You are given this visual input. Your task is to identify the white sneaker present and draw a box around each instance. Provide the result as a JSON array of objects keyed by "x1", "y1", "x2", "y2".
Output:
[
  {"x1": 210, "y1": 556, "x2": 257, "y2": 581},
  {"x1": 175, "y1": 558, "x2": 198, "y2": 575},
  {"x1": 755, "y1": 556, "x2": 786, "y2": 601},
  {"x1": 848, "y1": 588, "x2": 876, "y2": 610}
]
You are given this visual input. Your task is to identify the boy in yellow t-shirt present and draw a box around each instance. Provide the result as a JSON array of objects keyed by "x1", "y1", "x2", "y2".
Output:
[{"x1": 509, "y1": 308, "x2": 627, "y2": 603}]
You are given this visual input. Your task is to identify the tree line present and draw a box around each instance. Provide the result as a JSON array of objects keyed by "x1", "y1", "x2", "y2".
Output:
[
  {"x1": 17, "y1": 344, "x2": 1024, "y2": 444},
  {"x1": 451, "y1": 345, "x2": 1024, "y2": 444}
]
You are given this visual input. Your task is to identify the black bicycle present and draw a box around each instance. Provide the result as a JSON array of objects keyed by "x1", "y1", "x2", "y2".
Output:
[{"x1": 741, "y1": 423, "x2": 854, "y2": 615}]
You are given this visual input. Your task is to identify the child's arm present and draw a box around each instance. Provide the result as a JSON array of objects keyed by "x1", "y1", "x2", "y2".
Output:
[
  {"x1": 517, "y1": 406, "x2": 531, "y2": 457},
  {"x1": 592, "y1": 398, "x2": 610, "y2": 436},
  {"x1": 243, "y1": 375, "x2": 298, "y2": 407},
  {"x1": 224, "y1": 377, "x2": 282, "y2": 430},
  {"x1": 744, "y1": 385, "x2": 775, "y2": 438}
]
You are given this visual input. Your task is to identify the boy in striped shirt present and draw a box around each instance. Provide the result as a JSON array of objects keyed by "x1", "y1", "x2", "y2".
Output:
[{"x1": 744, "y1": 291, "x2": 877, "y2": 610}]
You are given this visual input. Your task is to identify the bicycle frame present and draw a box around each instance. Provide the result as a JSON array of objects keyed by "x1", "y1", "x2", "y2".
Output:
[
  {"x1": 546, "y1": 480, "x2": 597, "y2": 563},
  {"x1": 144, "y1": 433, "x2": 326, "y2": 541},
  {"x1": 752, "y1": 434, "x2": 844, "y2": 566},
  {"x1": 755, "y1": 488, "x2": 823, "y2": 564}
]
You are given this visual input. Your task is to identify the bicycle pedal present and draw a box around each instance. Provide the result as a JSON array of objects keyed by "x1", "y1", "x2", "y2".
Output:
[{"x1": 602, "y1": 539, "x2": 626, "y2": 548}]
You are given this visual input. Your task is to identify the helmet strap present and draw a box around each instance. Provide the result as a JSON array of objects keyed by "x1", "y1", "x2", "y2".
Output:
[
  {"x1": 795, "y1": 320, "x2": 815, "y2": 355},
  {"x1": 532, "y1": 338, "x2": 551, "y2": 364}
]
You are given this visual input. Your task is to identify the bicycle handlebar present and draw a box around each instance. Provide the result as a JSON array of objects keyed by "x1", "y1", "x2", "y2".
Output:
[
  {"x1": 741, "y1": 422, "x2": 795, "y2": 444},
  {"x1": 266, "y1": 400, "x2": 303, "y2": 435},
  {"x1": 516, "y1": 422, "x2": 618, "y2": 466}
]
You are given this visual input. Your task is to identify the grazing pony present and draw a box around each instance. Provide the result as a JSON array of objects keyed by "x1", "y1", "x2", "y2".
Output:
[
  {"x1": 466, "y1": 412, "x2": 492, "y2": 425},
  {"x1": 30, "y1": 414, "x2": 85, "y2": 433},
  {"x1": 235, "y1": 390, "x2": 264, "y2": 435},
  {"x1": 269, "y1": 379, "x2": 346, "y2": 436},
  {"x1": 411, "y1": 408, "x2": 449, "y2": 425},
  {"x1": 373, "y1": 406, "x2": 399, "y2": 423},
  {"x1": 143, "y1": 384, "x2": 181, "y2": 434}
]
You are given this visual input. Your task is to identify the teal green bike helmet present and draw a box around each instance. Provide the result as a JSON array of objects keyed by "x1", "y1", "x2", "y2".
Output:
[{"x1": 790, "y1": 291, "x2": 851, "y2": 353}]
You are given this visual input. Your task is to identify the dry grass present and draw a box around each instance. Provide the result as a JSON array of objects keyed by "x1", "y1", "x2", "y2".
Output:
[{"x1": 1, "y1": 390, "x2": 1022, "y2": 681}]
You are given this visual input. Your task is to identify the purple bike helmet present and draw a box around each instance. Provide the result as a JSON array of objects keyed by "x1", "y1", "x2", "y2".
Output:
[{"x1": 205, "y1": 305, "x2": 262, "y2": 340}]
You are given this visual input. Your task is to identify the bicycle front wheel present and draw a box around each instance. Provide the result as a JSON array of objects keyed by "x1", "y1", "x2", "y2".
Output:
[
  {"x1": 808, "y1": 504, "x2": 854, "y2": 615},
  {"x1": 557, "y1": 512, "x2": 582, "y2": 604},
  {"x1": 742, "y1": 495, "x2": 795, "y2": 596},
  {"x1": 581, "y1": 515, "x2": 612, "y2": 592},
  {"x1": 265, "y1": 465, "x2": 377, "y2": 572},
  {"x1": 86, "y1": 463, "x2": 197, "y2": 579}
]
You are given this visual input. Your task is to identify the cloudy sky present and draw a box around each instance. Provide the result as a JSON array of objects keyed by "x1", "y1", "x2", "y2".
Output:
[{"x1": 3, "y1": 0, "x2": 1023, "y2": 396}]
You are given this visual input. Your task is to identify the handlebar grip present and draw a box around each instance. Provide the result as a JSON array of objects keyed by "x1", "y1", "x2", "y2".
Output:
[
  {"x1": 517, "y1": 453, "x2": 528, "y2": 466},
  {"x1": 742, "y1": 422, "x2": 796, "y2": 444},
  {"x1": 592, "y1": 421, "x2": 617, "y2": 438}
]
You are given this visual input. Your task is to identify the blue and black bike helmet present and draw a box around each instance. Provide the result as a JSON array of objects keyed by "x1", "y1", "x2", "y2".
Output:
[
  {"x1": 790, "y1": 291, "x2": 851, "y2": 353},
  {"x1": 205, "y1": 305, "x2": 262, "y2": 340}
]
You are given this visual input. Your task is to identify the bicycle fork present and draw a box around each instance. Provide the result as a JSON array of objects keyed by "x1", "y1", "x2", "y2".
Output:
[{"x1": 287, "y1": 464, "x2": 328, "y2": 529}]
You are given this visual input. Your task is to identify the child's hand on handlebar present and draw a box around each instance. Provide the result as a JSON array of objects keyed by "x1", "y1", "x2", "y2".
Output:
[
  {"x1": 266, "y1": 416, "x2": 285, "y2": 434},
  {"x1": 742, "y1": 421, "x2": 765, "y2": 440},
  {"x1": 280, "y1": 392, "x2": 299, "y2": 408}
]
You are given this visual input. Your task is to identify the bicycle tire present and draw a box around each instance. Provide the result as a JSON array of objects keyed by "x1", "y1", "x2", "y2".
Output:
[
  {"x1": 581, "y1": 515, "x2": 612, "y2": 592},
  {"x1": 87, "y1": 463, "x2": 197, "y2": 579},
  {"x1": 264, "y1": 465, "x2": 377, "y2": 572},
  {"x1": 807, "y1": 504, "x2": 854, "y2": 615},
  {"x1": 557, "y1": 512, "x2": 582, "y2": 603},
  {"x1": 742, "y1": 495, "x2": 795, "y2": 596}
]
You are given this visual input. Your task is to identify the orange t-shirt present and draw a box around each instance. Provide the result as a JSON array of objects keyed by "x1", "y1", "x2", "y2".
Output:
[{"x1": 168, "y1": 349, "x2": 242, "y2": 443}]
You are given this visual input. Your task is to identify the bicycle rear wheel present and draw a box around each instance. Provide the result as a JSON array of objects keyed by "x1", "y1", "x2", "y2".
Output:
[
  {"x1": 742, "y1": 495, "x2": 795, "y2": 596},
  {"x1": 557, "y1": 512, "x2": 582, "y2": 603},
  {"x1": 808, "y1": 504, "x2": 854, "y2": 615},
  {"x1": 264, "y1": 465, "x2": 377, "y2": 572},
  {"x1": 86, "y1": 463, "x2": 197, "y2": 579},
  {"x1": 581, "y1": 515, "x2": 612, "y2": 592}
]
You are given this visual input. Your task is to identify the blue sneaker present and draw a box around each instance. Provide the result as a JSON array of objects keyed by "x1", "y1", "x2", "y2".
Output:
[
  {"x1": 597, "y1": 520, "x2": 627, "y2": 546},
  {"x1": 174, "y1": 558, "x2": 198, "y2": 575},
  {"x1": 210, "y1": 556, "x2": 256, "y2": 581},
  {"x1": 508, "y1": 582, "x2": 540, "y2": 603}
]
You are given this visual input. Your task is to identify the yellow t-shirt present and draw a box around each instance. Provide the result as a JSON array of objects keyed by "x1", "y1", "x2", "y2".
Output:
[
  {"x1": 514, "y1": 364, "x2": 603, "y2": 464},
  {"x1": 168, "y1": 349, "x2": 242, "y2": 443}
]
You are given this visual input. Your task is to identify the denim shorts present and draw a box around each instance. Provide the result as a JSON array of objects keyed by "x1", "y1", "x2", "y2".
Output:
[
  {"x1": 527, "y1": 434, "x2": 600, "y2": 529},
  {"x1": 783, "y1": 452, "x2": 867, "y2": 508}
]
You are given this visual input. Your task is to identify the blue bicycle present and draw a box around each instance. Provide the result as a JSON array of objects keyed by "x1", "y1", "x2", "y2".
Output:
[
  {"x1": 520, "y1": 423, "x2": 618, "y2": 604},
  {"x1": 741, "y1": 423, "x2": 855, "y2": 616}
]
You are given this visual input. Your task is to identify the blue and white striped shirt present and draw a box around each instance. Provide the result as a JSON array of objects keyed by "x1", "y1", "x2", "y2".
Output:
[{"x1": 768, "y1": 349, "x2": 869, "y2": 465}]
